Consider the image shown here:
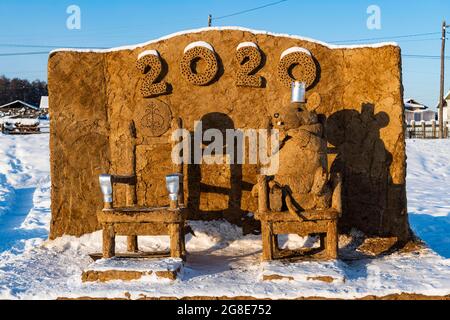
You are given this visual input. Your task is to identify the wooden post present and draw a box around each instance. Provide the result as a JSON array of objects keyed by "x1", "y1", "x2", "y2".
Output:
[
  {"x1": 445, "y1": 121, "x2": 449, "y2": 138},
  {"x1": 319, "y1": 233, "x2": 327, "y2": 251},
  {"x1": 126, "y1": 121, "x2": 138, "y2": 253},
  {"x1": 176, "y1": 118, "x2": 185, "y2": 206},
  {"x1": 421, "y1": 121, "x2": 426, "y2": 139},
  {"x1": 411, "y1": 120, "x2": 416, "y2": 138},
  {"x1": 439, "y1": 21, "x2": 447, "y2": 138},
  {"x1": 127, "y1": 121, "x2": 138, "y2": 206},
  {"x1": 271, "y1": 234, "x2": 278, "y2": 258},
  {"x1": 127, "y1": 236, "x2": 138, "y2": 253},
  {"x1": 169, "y1": 223, "x2": 183, "y2": 259},
  {"x1": 170, "y1": 199, "x2": 178, "y2": 210},
  {"x1": 258, "y1": 175, "x2": 269, "y2": 213},
  {"x1": 326, "y1": 221, "x2": 338, "y2": 259},
  {"x1": 261, "y1": 222, "x2": 274, "y2": 261},
  {"x1": 103, "y1": 224, "x2": 115, "y2": 258},
  {"x1": 208, "y1": 14, "x2": 212, "y2": 27},
  {"x1": 168, "y1": 197, "x2": 184, "y2": 259},
  {"x1": 432, "y1": 120, "x2": 437, "y2": 138}
]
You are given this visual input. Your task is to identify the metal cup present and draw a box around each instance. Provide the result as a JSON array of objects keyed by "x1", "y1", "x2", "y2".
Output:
[{"x1": 291, "y1": 81, "x2": 306, "y2": 103}]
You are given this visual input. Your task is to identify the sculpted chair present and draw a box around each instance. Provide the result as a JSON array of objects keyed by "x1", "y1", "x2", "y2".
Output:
[
  {"x1": 255, "y1": 82, "x2": 342, "y2": 261},
  {"x1": 97, "y1": 118, "x2": 187, "y2": 261}
]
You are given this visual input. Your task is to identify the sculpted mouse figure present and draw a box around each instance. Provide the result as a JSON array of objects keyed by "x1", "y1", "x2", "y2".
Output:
[{"x1": 260, "y1": 96, "x2": 333, "y2": 217}]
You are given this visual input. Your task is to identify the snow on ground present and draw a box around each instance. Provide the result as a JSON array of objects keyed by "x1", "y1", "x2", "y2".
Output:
[
  {"x1": 406, "y1": 140, "x2": 450, "y2": 259},
  {"x1": 0, "y1": 135, "x2": 450, "y2": 299}
]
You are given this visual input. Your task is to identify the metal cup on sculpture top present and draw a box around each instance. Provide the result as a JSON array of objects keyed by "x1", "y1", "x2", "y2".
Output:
[
  {"x1": 166, "y1": 174, "x2": 181, "y2": 209},
  {"x1": 99, "y1": 174, "x2": 113, "y2": 209},
  {"x1": 291, "y1": 81, "x2": 306, "y2": 104}
]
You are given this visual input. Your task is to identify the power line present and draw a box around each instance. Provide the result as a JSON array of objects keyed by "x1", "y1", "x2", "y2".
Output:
[
  {"x1": 0, "y1": 30, "x2": 442, "y2": 54},
  {"x1": 0, "y1": 43, "x2": 108, "y2": 49},
  {"x1": 329, "y1": 32, "x2": 441, "y2": 44},
  {"x1": 211, "y1": 0, "x2": 288, "y2": 21},
  {"x1": 0, "y1": 51, "x2": 49, "y2": 57},
  {"x1": 402, "y1": 54, "x2": 450, "y2": 60}
]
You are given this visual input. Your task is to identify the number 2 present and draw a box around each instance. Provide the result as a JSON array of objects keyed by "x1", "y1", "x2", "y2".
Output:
[
  {"x1": 136, "y1": 52, "x2": 169, "y2": 98},
  {"x1": 236, "y1": 44, "x2": 264, "y2": 88}
]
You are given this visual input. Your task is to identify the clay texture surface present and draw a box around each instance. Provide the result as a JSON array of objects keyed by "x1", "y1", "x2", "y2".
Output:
[{"x1": 48, "y1": 28, "x2": 408, "y2": 241}]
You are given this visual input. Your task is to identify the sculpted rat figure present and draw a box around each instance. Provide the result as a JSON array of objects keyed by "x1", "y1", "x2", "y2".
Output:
[{"x1": 264, "y1": 101, "x2": 332, "y2": 215}]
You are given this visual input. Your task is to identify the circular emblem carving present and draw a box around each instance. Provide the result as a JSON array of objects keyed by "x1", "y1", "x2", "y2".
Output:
[{"x1": 137, "y1": 100, "x2": 172, "y2": 137}]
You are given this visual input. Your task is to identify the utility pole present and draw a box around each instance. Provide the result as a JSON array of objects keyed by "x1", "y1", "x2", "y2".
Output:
[
  {"x1": 439, "y1": 20, "x2": 447, "y2": 138},
  {"x1": 208, "y1": 14, "x2": 212, "y2": 27}
]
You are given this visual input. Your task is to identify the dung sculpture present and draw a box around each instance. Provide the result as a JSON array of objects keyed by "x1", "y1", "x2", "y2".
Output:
[
  {"x1": 255, "y1": 79, "x2": 342, "y2": 261},
  {"x1": 268, "y1": 90, "x2": 332, "y2": 214},
  {"x1": 48, "y1": 27, "x2": 409, "y2": 246}
]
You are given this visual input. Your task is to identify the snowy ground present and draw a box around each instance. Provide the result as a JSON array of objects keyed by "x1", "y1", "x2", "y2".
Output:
[{"x1": 0, "y1": 135, "x2": 450, "y2": 299}]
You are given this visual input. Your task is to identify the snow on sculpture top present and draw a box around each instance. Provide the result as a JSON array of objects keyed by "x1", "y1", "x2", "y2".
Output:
[
  {"x1": 237, "y1": 42, "x2": 259, "y2": 51},
  {"x1": 181, "y1": 41, "x2": 218, "y2": 86},
  {"x1": 280, "y1": 47, "x2": 312, "y2": 60},
  {"x1": 278, "y1": 46, "x2": 317, "y2": 88},
  {"x1": 183, "y1": 41, "x2": 214, "y2": 54},
  {"x1": 51, "y1": 26, "x2": 399, "y2": 55},
  {"x1": 137, "y1": 49, "x2": 159, "y2": 60}
]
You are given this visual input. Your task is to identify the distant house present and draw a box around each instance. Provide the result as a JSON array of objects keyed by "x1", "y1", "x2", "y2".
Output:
[
  {"x1": 437, "y1": 90, "x2": 450, "y2": 122},
  {"x1": 404, "y1": 99, "x2": 436, "y2": 122},
  {"x1": 39, "y1": 96, "x2": 49, "y2": 110},
  {"x1": 0, "y1": 100, "x2": 40, "y2": 119}
]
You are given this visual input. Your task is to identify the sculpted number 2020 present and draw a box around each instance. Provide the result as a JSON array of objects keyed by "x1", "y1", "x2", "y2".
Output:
[{"x1": 137, "y1": 44, "x2": 317, "y2": 98}]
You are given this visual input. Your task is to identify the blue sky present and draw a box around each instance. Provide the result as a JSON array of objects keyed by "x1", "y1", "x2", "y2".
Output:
[{"x1": 0, "y1": 0, "x2": 448, "y2": 108}]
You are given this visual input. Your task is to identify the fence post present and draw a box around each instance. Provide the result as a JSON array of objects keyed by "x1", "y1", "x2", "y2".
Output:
[
  {"x1": 421, "y1": 121, "x2": 426, "y2": 139},
  {"x1": 445, "y1": 121, "x2": 449, "y2": 139},
  {"x1": 432, "y1": 120, "x2": 437, "y2": 139},
  {"x1": 411, "y1": 120, "x2": 416, "y2": 138}
]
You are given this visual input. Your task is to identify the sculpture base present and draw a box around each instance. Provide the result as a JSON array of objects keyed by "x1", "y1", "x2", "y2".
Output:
[
  {"x1": 82, "y1": 257, "x2": 183, "y2": 283},
  {"x1": 260, "y1": 260, "x2": 346, "y2": 283}
]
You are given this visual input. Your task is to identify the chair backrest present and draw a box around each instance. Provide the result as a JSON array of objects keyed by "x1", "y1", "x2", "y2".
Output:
[{"x1": 128, "y1": 117, "x2": 185, "y2": 207}]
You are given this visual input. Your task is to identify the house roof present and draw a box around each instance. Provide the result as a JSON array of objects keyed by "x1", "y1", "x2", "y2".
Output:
[
  {"x1": 39, "y1": 96, "x2": 49, "y2": 109},
  {"x1": 0, "y1": 100, "x2": 39, "y2": 110},
  {"x1": 436, "y1": 89, "x2": 450, "y2": 108},
  {"x1": 404, "y1": 98, "x2": 428, "y2": 110},
  {"x1": 445, "y1": 89, "x2": 450, "y2": 100}
]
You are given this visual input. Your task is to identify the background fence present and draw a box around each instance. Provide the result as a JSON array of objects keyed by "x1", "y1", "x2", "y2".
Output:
[{"x1": 406, "y1": 120, "x2": 449, "y2": 139}]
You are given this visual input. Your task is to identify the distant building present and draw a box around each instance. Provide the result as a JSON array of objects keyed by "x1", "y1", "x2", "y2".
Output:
[
  {"x1": 437, "y1": 90, "x2": 450, "y2": 122},
  {"x1": 39, "y1": 96, "x2": 49, "y2": 110},
  {"x1": 0, "y1": 100, "x2": 40, "y2": 119},
  {"x1": 404, "y1": 99, "x2": 436, "y2": 122}
]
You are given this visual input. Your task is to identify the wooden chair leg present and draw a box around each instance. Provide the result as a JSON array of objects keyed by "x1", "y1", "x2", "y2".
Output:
[
  {"x1": 127, "y1": 235, "x2": 138, "y2": 253},
  {"x1": 169, "y1": 223, "x2": 183, "y2": 259},
  {"x1": 272, "y1": 234, "x2": 278, "y2": 258},
  {"x1": 103, "y1": 224, "x2": 115, "y2": 258},
  {"x1": 181, "y1": 233, "x2": 186, "y2": 261},
  {"x1": 261, "y1": 222, "x2": 274, "y2": 261},
  {"x1": 326, "y1": 220, "x2": 338, "y2": 259},
  {"x1": 320, "y1": 233, "x2": 327, "y2": 251}
]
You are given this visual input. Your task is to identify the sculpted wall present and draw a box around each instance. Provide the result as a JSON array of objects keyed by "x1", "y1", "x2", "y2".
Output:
[{"x1": 48, "y1": 27, "x2": 408, "y2": 241}]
